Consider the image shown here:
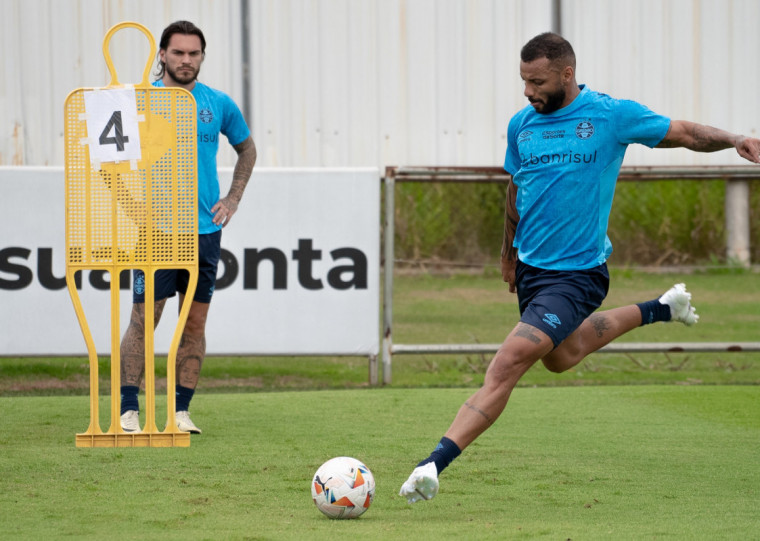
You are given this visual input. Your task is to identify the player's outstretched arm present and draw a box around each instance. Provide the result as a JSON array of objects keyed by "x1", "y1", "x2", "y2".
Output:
[
  {"x1": 211, "y1": 136, "x2": 258, "y2": 227},
  {"x1": 657, "y1": 120, "x2": 760, "y2": 164}
]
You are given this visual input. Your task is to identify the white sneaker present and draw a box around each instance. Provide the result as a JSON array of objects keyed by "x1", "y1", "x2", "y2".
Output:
[
  {"x1": 175, "y1": 411, "x2": 202, "y2": 434},
  {"x1": 659, "y1": 283, "x2": 699, "y2": 326},
  {"x1": 399, "y1": 462, "x2": 439, "y2": 504},
  {"x1": 120, "y1": 410, "x2": 141, "y2": 433}
]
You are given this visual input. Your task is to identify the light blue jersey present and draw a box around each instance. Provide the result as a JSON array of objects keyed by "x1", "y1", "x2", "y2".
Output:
[
  {"x1": 154, "y1": 80, "x2": 251, "y2": 234},
  {"x1": 503, "y1": 85, "x2": 670, "y2": 270}
]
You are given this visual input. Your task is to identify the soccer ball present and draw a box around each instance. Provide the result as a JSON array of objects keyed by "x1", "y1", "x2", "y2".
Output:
[{"x1": 311, "y1": 456, "x2": 375, "y2": 519}]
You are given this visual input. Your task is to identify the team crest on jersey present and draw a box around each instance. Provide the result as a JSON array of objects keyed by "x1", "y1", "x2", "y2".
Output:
[
  {"x1": 575, "y1": 120, "x2": 594, "y2": 139},
  {"x1": 199, "y1": 109, "x2": 214, "y2": 123}
]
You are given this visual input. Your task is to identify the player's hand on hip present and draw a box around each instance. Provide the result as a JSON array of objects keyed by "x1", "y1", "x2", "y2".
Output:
[
  {"x1": 501, "y1": 257, "x2": 517, "y2": 294},
  {"x1": 736, "y1": 136, "x2": 760, "y2": 164},
  {"x1": 211, "y1": 196, "x2": 239, "y2": 227}
]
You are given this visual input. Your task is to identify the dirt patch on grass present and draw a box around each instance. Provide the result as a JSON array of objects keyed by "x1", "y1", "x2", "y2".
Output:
[
  {"x1": 0, "y1": 375, "x2": 269, "y2": 395},
  {"x1": 0, "y1": 374, "x2": 365, "y2": 395},
  {"x1": 2, "y1": 376, "x2": 91, "y2": 393}
]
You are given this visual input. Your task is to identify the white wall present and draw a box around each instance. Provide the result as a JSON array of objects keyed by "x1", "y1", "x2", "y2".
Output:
[
  {"x1": 0, "y1": 0, "x2": 245, "y2": 167},
  {"x1": 1, "y1": 0, "x2": 757, "y2": 168},
  {"x1": 561, "y1": 0, "x2": 760, "y2": 165},
  {"x1": 0, "y1": 166, "x2": 380, "y2": 356}
]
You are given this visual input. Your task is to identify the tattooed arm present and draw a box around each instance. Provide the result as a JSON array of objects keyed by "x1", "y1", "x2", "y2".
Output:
[
  {"x1": 211, "y1": 136, "x2": 258, "y2": 227},
  {"x1": 657, "y1": 120, "x2": 760, "y2": 164},
  {"x1": 501, "y1": 178, "x2": 520, "y2": 293}
]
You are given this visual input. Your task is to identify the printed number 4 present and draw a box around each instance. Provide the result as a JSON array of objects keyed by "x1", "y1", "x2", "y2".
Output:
[{"x1": 99, "y1": 110, "x2": 130, "y2": 151}]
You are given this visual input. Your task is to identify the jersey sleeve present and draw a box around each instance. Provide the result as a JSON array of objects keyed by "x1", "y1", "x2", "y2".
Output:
[
  {"x1": 221, "y1": 93, "x2": 251, "y2": 146},
  {"x1": 614, "y1": 100, "x2": 671, "y2": 148},
  {"x1": 503, "y1": 115, "x2": 523, "y2": 174}
]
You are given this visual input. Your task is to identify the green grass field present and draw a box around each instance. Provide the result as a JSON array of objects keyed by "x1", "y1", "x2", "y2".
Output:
[
  {"x1": 2, "y1": 269, "x2": 759, "y2": 395},
  {"x1": 0, "y1": 387, "x2": 758, "y2": 540},
  {"x1": 0, "y1": 270, "x2": 758, "y2": 539}
]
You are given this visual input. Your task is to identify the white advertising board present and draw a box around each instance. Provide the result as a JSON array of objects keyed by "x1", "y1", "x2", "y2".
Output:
[{"x1": 0, "y1": 167, "x2": 380, "y2": 356}]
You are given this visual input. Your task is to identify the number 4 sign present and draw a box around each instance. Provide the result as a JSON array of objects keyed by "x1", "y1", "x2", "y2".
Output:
[{"x1": 82, "y1": 87, "x2": 142, "y2": 167}]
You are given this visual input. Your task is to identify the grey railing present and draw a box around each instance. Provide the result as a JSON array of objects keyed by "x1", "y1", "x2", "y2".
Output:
[{"x1": 378, "y1": 166, "x2": 758, "y2": 385}]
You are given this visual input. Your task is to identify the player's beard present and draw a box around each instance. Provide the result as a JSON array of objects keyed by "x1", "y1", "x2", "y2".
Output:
[
  {"x1": 166, "y1": 63, "x2": 200, "y2": 85},
  {"x1": 532, "y1": 87, "x2": 566, "y2": 115}
]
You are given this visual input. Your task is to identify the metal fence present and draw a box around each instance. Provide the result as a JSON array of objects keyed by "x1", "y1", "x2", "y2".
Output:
[{"x1": 377, "y1": 166, "x2": 760, "y2": 385}]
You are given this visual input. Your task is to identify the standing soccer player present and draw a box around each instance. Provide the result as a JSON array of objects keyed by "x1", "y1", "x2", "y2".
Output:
[
  {"x1": 400, "y1": 32, "x2": 760, "y2": 503},
  {"x1": 119, "y1": 21, "x2": 257, "y2": 434}
]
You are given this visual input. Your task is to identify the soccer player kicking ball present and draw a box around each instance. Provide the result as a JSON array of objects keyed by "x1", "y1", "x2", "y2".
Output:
[{"x1": 400, "y1": 32, "x2": 760, "y2": 504}]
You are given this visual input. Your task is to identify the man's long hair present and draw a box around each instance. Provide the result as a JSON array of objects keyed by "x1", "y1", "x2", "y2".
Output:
[{"x1": 155, "y1": 20, "x2": 206, "y2": 79}]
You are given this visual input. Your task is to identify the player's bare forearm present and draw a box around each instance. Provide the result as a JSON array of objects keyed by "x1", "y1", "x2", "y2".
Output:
[
  {"x1": 501, "y1": 257, "x2": 516, "y2": 293},
  {"x1": 212, "y1": 137, "x2": 257, "y2": 227},
  {"x1": 658, "y1": 121, "x2": 736, "y2": 151},
  {"x1": 501, "y1": 178, "x2": 519, "y2": 292},
  {"x1": 501, "y1": 179, "x2": 519, "y2": 260},
  {"x1": 658, "y1": 120, "x2": 760, "y2": 163},
  {"x1": 228, "y1": 136, "x2": 257, "y2": 203}
]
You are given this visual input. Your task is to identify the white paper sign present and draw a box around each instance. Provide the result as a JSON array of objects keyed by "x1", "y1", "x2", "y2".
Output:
[{"x1": 82, "y1": 88, "x2": 142, "y2": 165}]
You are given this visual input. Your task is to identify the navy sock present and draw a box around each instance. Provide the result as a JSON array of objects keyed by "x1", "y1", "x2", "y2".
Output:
[
  {"x1": 120, "y1": 385, "x2": 139, "y2": 415},
  {"x1": 637, "y1": 298, "x2": 671, "y2": 326},
  {"x1": 417, "y1": 437, "x2": 462, "y2": 475},
  {"x1": 175, "y1": 384, "x2": 195, "y2": 412}
]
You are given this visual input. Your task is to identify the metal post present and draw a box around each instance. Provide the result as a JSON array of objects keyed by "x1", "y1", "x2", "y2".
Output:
[
  {"x1": 725, "y1": 179, "x2": 751, "y2": 267},
  {"x1": 240, "y1": 0, "x2": 253, "y2": 128},
  {"x1": 552, "y1": 0, "x2": 563, "y2": 35},
  {"x1": 381, "y1": 170, "x2": 396, "y2": 385},
  {"x1": 368, "y1": 354, "x2": 378, "y2": 386}
]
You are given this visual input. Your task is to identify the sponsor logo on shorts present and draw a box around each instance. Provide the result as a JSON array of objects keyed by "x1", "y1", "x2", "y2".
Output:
[
  {"x1": 542, "y1": 313, "x2": 561, "y2": 329},
  {"x1": 134, "y1": 274, "x2": 145, "y2": 295}
]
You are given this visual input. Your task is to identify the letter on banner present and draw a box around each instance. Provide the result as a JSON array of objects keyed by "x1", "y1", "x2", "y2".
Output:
[{"x1": 82, "y1": 88, "x2": 142, "y2": 165}]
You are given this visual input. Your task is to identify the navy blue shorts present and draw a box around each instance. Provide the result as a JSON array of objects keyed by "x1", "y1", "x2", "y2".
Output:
[
  {"x1": 516, "y1": 260, "x2": 610, "y2": 348},
  {"x1": 132, "y1": 230, "x2": 222, "y2": 304}
]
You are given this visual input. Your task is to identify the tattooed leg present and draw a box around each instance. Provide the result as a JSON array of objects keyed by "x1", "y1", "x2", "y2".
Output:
[
  {"x1": 120, "y1": 300, "x2": 167, "y2": 386},
  {"x1": 176, "y1": 298, "x2": 210, "y2": 390},
  {"x1": 463, "y1": 401, "x2": 493, "y2": 424},
  {"x1": 514, "y1": 322, "x2": 543, "y2": 344},
  {"x1": 442, "y1": 323, "x2": 553, "y2": 450},
  {"x1": 177, "y1": 341, "x2": 205, "y2": 389},
  {"x1": 542, "y1": 305, "x2": 642, "y2": 373}
]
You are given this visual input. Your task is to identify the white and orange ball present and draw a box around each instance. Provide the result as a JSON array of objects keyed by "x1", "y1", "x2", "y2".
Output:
[{"x1": 311, "y1": 456, "x2": 375, "y2": 519}]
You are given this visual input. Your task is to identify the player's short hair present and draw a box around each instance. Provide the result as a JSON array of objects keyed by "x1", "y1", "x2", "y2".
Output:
[
  {"x1": 521, "y1": 32, "x2": 576, "y2": 70},
  {"x1": 155, "y1": 20, "x2": 207, "y2": 79}
]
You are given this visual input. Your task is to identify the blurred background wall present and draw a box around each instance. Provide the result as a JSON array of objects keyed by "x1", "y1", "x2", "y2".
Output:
[{"x1": 1, "y1": 0, "x2": 758, "y2": 169}]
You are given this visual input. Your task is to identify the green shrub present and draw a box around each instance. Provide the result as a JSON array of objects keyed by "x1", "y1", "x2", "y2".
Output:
[{"x1": 389, "y1": 179, "x2": 758, "y2": 266}]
